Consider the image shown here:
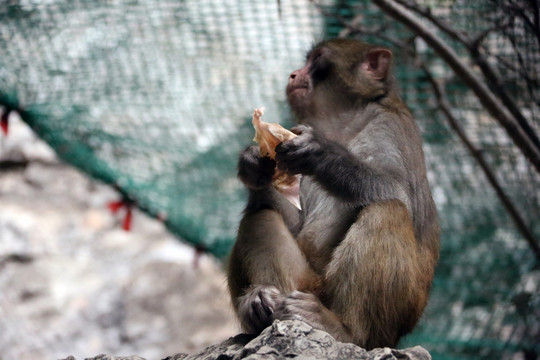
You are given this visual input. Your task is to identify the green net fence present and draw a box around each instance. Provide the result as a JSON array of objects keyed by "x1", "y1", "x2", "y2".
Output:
[{"x1": 1, "y1": 1, "x2": 539, "y2": 359}]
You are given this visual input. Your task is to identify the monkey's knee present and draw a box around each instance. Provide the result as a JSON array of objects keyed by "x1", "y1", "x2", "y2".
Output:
[
  {"x1": 357, "y1": 199, "x2": 415, "y2": 237},
  {"x1": 236, "y1": 285, "x2": 284, "y2": 334},
  {"x1": 324, "y1": 200, "x2": 423, "y2": 348}
]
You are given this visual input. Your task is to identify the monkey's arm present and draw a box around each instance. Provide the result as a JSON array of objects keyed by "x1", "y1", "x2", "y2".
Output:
[
  {"x1": 275, "y1": 124, "x2": 410, "y2": 210},
  {"x1": 238, "y1": 145, "x2": 302, "y2": 233},
  {"x1": 230, "y1": 146, "x2": 316, "y2": 334}
]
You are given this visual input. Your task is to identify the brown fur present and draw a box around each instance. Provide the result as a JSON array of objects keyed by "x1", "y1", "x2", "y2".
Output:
[{"x1": 228, "y1": 39, "x2": 440, "y2": 349}]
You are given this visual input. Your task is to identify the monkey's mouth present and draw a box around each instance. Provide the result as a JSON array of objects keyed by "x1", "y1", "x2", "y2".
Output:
[{"x1": 286, "y1": 85, "x2": 309, "y2": 96}]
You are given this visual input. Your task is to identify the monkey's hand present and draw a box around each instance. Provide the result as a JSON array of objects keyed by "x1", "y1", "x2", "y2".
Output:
[
  {"x1": 238, "y1": 145, "x2": 277, "y2": 190},
  {"x1": 275, "y1": 125, "x2": 323, "y2": 176},
  {"x1": 237, "y1": 285, "x2": 284, "y2": 334},
  {"x1": 274, "y1": 291, "x2": 353, "y2": 343}
]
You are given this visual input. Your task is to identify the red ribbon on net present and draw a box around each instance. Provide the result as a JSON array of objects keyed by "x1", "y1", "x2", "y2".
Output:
[
  {"x1": 108, "y1": 200, "x2": 133, "y2": 231},
  {"x1": 1, "y1": 109, "x2": 10, "y2": 136}
]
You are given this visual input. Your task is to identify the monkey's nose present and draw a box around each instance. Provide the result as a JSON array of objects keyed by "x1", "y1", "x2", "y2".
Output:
[{"x1": 289, "y1": 71, "x2": 298, "y2": 80}]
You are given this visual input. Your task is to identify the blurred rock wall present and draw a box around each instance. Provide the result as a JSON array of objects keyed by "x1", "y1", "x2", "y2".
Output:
[{"x1": 0, "y1": 113, "x2": 238, "y2": 360}]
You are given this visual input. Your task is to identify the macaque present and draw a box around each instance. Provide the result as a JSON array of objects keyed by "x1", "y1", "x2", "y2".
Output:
[{"x1": 228, "y1": 39, "x2": 440, "y2": 350}]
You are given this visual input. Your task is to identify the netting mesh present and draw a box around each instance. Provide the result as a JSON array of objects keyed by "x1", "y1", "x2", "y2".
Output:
[
  {"x1": 1, "y1": 1, "x2": 539, "y2": 359},
  {"x1": 1, "y1": 0, "x2": 325, "y2": 256}
]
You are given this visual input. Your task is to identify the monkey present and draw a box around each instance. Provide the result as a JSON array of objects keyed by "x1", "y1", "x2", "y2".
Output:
[{"x1": 227, "y1": 38, "x2": 440, "y2": 350}]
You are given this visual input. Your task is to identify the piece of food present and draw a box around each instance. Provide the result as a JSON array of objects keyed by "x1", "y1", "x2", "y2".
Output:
[
  {"x1": 252, "y1": 107, "x2": 297, "y2": 158},
  {"x1": 252, "y1": 107, "x2": 301, "y2": 209}
]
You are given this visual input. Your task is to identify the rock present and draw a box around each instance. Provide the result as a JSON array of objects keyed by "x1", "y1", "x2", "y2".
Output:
[
  {"x1": 66, "y1": 320, "x2": 431, "y2": 360},
  {"x1": 63, "y1": 356, "x2": 145, "y2": 360}
]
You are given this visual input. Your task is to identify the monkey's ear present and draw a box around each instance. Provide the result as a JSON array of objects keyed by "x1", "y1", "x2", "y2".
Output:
[{"x1": 361, "y1": 48, "x2": 392, "y2": 80}]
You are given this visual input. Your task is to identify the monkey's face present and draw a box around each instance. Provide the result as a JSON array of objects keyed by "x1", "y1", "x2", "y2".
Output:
[
  {"x1": 286, "y1": 46, "x2": 334, "y2": 120},
  {"x1": 286, "y1": 39, "x2": 393, "y2": 121}
]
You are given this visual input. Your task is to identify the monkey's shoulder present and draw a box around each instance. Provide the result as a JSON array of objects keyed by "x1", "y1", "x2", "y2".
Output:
[
  {"x1": 349, "y1": 108, "x2": 424, "y2": 160},
  {"x1": 361, "y1": 103, "x2": 418, "y2": 133}
]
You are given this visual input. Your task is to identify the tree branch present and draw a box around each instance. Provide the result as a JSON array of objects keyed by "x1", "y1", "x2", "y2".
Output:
[
  {"x1": 391, "y1": 0, "x2": 540, "y2": 154},
  {"x1": 393, "y1": 0, "x2": 470, "y2": 45},
  {"x1": 421, "y1": 64, "x2": 540, "y2": 261},
  {"x1": 371, "y1": 0, "x2": 540, "y2": 174}
]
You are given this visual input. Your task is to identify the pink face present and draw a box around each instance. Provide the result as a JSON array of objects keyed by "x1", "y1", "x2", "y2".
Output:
[
  {"x1": 286, "y1": 66, "x2": 311, "y2": 112},
  {"x1": 286, "y1": 48, "x2": 327, "y2": 116}
]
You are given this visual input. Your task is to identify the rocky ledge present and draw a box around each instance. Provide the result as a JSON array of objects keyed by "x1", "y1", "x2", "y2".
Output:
[{"x1": 62, "y1": 320, "x2": 430, "y2": 360}]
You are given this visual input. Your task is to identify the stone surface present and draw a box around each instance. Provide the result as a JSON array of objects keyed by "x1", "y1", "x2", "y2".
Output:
[{"x1": 65, "y1": 320, "x2": 431, "y2": 360}]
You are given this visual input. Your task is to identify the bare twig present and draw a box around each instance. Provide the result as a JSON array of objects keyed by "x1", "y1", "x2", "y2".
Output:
[
  {"x1": 371, "y1": 0, "x2": 540, "y2": 174},
  {"x1": 395, "y1": 0, "x2": 511, "y2": 49},
  {"x1": 470, "y1": 48, "x2": 540, "y2": 151},
  {"x1": 394, "y1": 0, "x2": 469, "y2": 45},
  {"x1": 470, "y1": 16, "x2": 514, "y2": 49},
  {"x1": 391, "y1": 0, "x2": 540, "y2": 153},
  {"x1": 491, "y1": 51, "x2": 539, "y2": 108},
  {"x1": 310, "y1": 0, "x2": 406, "y2": 48},
  {"x1": 529, "y1": 0, "x2": 540, "y2": 48},
  {"x1": 499, "y1": 0, "x2": 540, "y2": 49}
]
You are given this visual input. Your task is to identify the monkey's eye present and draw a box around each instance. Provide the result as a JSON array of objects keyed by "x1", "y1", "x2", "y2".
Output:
[{"x1": 309, "y1": 52, "x2": 331, "y2": 84}]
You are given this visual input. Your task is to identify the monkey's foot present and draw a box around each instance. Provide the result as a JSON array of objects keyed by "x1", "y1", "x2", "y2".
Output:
[
  {"x1": 274, "y1": 291, "x2": 353, "y2": 343},
  {"x1": 237, "y1": 285, "x2": 284, "y2": 334}
]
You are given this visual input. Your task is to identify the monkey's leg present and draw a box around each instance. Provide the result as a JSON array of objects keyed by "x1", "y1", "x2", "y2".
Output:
[
  {"x1": 325, "y1": 199, "x2": 428, "y2": 349},
  {"x1": 228, "y1": 209, "x2": 317, "y2": 334}
]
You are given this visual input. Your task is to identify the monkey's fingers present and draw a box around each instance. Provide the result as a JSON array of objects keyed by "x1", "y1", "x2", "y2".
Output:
[
  {"x1": 238, "y1": 145, "x2": 276, "y2": 189},
  {"x1": 275, "y1": 127, "x2": 319, "y2": 154},
  {"x1": 250, "y1": 296, "x2": 273, "y2": 327},
  {"x1": 275, "y1": 144, "x2": 319, "y2": 175},
  {"x1": 275, "y1": 293, "x2": 319, "y2": 322},
  {"x1": 289, "y1": 125, "x2": 311, "y2": 135},
  {"x1": 239, "y1": 285, "x2": 284, "y2": 332}
]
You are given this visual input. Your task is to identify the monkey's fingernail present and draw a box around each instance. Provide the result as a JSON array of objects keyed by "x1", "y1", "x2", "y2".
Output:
[{"x1": 262, "y1": 303, "x2": 274, "y2": 315}]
